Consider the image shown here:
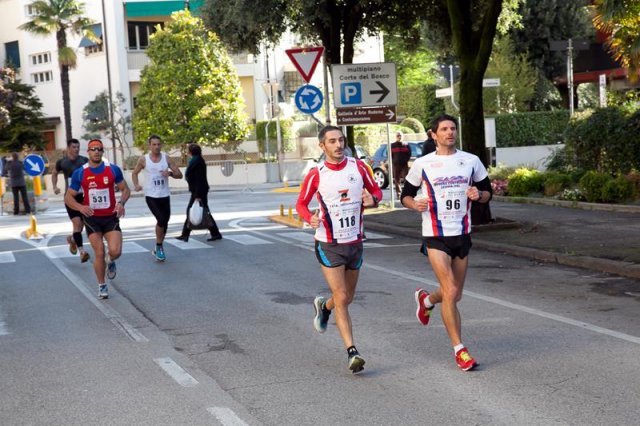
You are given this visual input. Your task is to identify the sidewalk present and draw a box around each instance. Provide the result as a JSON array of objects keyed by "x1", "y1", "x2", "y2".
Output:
[{"x1": 364, "y1": 197, "x2": 640, "y2": 280}]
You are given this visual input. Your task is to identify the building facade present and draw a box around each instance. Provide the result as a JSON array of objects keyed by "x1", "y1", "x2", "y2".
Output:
[{"x1": 0, "y1": 0, "x2": 384, "y2": 163}]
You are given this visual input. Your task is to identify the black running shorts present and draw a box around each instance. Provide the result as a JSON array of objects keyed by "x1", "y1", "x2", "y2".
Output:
[
  {"x1": 65, "y1": 193, "x2": 84, "y2": 220},
  {"x1": 84, "y1": 215, "x2": 121, "y2": 236},
  {"x1": 315, "y1": 241, "x2": 364, "y2": 270},
  {"x1": 422, "y1": 234, "x2": 472, "y2": 259}
]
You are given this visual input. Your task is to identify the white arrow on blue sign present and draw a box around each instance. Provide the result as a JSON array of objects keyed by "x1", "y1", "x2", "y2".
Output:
[
  {"x1": 294, "y1": 84, "x2": 323, "y2": 114},
  {"x1": 23, "y1": 154, "x2": 45, "y2": 177}
]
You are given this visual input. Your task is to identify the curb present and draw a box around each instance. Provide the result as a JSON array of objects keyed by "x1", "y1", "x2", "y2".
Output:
[
  {"x1": 364, "y1": 221, "x2": 640, "y2": 280},
  {"x1": 493, "y1": 195, "x2": 640, "y2": 214}
]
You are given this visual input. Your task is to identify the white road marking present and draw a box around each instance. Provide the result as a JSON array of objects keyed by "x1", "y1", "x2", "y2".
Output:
[
  {"x1": 0, "y1": 251, "x2": 16, "y2": 263},
  {"x1": 365, "y1": 264, "x2": 640, "y2": 346},
  {"x1": 154, "y1": 357, "x2": 199, "y2": 387},
  {"x1": 232, "y1": 219, "x2": 640, "y2": 346},
  {"x1": 164, "y1": 238, "x2": 211, "y2": 250},
  {"x1": 224, "y1": 234, "x2": 273, "y2": 245},
  {"x1": 0, "y1": 305, "x2": 10, "y2": 336},
  {"x1": 207, "y1": 407, "x2": 249, "y2": 426},
  {"x1": 277, "y1": 231, "x2": 313, "y2": 243},
  {"x1": 121, "y1": 241, "x2": 149, "y2": 254},
  {"x1": 39, "y1": 245, "x2": 76, "y2": 259},
  {"x1": 362, "y1": 231, "x2": 392, "y2": 239}
]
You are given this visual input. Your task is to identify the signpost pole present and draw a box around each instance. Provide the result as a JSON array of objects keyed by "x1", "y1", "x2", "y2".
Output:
[
  {"x1": 323, "y1": 61, "x2": 331, "y2": 124},
  {"x1": 386, "y1": 123, "x2": 395, "y2": 209}
]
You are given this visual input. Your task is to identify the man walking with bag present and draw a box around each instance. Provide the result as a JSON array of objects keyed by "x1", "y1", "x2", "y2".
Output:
[{"x1": 176, "y1": 143, "x2": 222, "y2": 242}]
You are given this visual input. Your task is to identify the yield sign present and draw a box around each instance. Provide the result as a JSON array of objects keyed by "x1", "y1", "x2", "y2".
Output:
[{"x1": 285, "y1": 47, "x2": 324, "y2": 83}]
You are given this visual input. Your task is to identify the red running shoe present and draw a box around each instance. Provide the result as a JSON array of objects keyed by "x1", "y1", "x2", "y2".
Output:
[
  {"x1": 414, "y1": 288, "x2": 434, "y2": 326},
  {"x1": 455, "y1": 347, "x2": 477, "y2": 371}
]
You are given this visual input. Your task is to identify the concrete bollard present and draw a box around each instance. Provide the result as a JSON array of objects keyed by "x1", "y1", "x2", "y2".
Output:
[
  {"x1": 25, "y1": 214, "x2": 42, "y2": 239},
  {"x1": 288, "y1": 206, "x2": 293, "y2": 219},
  {"x1": 280, "y1": 204, "x2": 284, "y2": 216}
]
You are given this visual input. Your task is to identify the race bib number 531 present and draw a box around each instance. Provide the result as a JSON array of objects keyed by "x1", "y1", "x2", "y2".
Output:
[{"x1": 88, "y1": 188, "x2": 110, "y2": 209}]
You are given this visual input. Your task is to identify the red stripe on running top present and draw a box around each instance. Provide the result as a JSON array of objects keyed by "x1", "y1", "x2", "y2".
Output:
[{"x1": 422, "y1": 170, "x2": 441, "y2": 236}]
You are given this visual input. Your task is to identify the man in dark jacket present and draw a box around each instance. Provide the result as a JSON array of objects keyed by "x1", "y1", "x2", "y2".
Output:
[
  {"x1": 176, "y1": 144, "x2": 222, "y2": 242},
  {"x1": 8, "y1": 152, "x2": 31, "y2": 215},
  {"x1": 422, "y1": 129, "x2": 437, "y2": 156},
  {"x1": 391, "y1": 131, "x2": 411, "y2": 197}
]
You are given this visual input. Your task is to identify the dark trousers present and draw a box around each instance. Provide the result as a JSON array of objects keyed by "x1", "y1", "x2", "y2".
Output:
[
  {"x1": 12, "y1": 186, "x2": 31, "y2": 214},
  {"x1": 180, "y1": 194, "x2": 221, "y2": 239}
]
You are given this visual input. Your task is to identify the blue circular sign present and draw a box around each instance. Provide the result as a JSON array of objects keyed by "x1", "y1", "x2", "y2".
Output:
[
  {"x1": 294, "y1": 84, "x2": 323, "y2": 114},
  {"x1": 23, "y1": 154, "x2": 45, "y2": 177}
]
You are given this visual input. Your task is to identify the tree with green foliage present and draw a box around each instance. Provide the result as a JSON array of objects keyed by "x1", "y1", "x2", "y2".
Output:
[
  {"x1": 0, "y1": 68, "x2": 46, "y2": 151},
  {"x1": 82, "y1": 91, "x2": 132, "y2": 164},
  {"x1": 591, "y1": 0, "x2": 640, "y2": 83},
  {"x1": 19, "y1": 0, "x2": 98, "y2": 142},
  {"x1": 384, "y1": 34, "x2": 439, "y2": 88},
  {"x1": 0, "y1": 69, "x2": 11, "y2": 130},
  {"x1": 133, "y1": 10, "x2": 249, "y2": 149},
  {"x1": 483, "y1": 37, "x2": 538, "y2": 114},
  {"x1": 509, "y1": 0, "x2": 593, "y2": 108}
]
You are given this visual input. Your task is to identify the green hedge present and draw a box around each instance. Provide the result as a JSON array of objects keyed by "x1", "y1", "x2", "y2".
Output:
[
  {"x1": 494, "y1": 110, "x2": 570, "y2": 147},
  {"x1": 255, "y1": 119, "x2": 293, "y2": 155}
]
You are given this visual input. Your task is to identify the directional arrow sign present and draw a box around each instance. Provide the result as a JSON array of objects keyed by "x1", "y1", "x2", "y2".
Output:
[
  {"x1": 331, "y1": 62, "x2": 397, "y2": 108},
  {"x1": 285, "y1": 47, "x2": 324, "y2": 83},
  {"x1": 336, "y1": 105, "x2": 397, "y2": 126},
  {"x1": 294, "y1": 84, "x2": 323, "y2": 114},
  {"x1": 23, "y1": 154, "x2": 45, "y2": 177}
]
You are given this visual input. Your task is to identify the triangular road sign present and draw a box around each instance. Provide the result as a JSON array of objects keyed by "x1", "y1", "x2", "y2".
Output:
[{"x1": 285, "y1": 47, "x2": 324, "y2": 83}]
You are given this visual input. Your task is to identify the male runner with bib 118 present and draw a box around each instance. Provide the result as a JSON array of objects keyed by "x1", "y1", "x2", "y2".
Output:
[
  {"x1": 131, "y1": 135, "x2": 183, "y2": 261},
  {"x1": 296, "y1": 126, "x2": 383, "y2": 374},
  {"x1": 401, "y1": 114, "x2": 492, "y2": 371},
  {"x1": 51, "y1": 138, "x2": 90, "y2": 262},
  {"x1": 65, "y1": 139, "x2": 131, "y2": 299}
]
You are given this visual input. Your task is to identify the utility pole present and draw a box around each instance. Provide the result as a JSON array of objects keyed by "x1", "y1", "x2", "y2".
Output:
[{"x1": 100, "y1": 0, "x2": 118, "y2": 165}]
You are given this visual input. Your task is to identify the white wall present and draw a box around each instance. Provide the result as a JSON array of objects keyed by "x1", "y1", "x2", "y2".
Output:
[{"x1": 495, "y1": 144, "x2": 564, "y2": 171}]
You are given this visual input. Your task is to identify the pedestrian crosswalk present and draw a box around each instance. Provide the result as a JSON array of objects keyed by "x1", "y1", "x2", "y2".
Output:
[{"x1": 0, "y1": 230, "x2": 398, "y2": 263}]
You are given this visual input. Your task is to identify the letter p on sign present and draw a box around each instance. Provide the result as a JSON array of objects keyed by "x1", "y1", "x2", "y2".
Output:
[{"x1": 341, "y1": 83, "x2": 361, "y2": 105}]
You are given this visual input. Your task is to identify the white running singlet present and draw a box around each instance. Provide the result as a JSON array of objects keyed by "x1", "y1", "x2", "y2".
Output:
[
  {"x1": 405, "y1": 150, "x2": 488, "y2": 237},
  {"x1": 315, "y1": 158, "x2": 365, "y2": 244},
  {"x1": 144, "y1": 153, "x2": 171, "y2": 198}
]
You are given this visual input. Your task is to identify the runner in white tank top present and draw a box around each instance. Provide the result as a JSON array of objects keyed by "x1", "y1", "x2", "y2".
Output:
[{"x1": 131, "y1": 135, "x2": 183, "y2": 261}]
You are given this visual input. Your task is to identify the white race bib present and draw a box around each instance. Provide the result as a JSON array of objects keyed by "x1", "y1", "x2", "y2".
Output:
[
  {"x1": 330, "y1": 200, "x2": 361, "y2": 240},
  {"x1": 437, "y1": 188, "x2": 467, "y2": 221},
  {"x1": 88, "y1": 188, "x2": 110, "y2": 209}
]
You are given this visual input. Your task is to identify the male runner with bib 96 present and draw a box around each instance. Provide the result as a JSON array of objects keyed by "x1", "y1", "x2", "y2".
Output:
[
  {"x1": 52, "y1": 138, "x2": 90, "y2": 262},
  {"x1": 65, "y1": 139, "x2": 131, "y2": 299},
  {"x1": 401, "y1": 114, "x2": 492, "y2": 371},
  {"x1": 131, "y1": 135, "x2": 183, "y2": 261},
  {"x1": 297, "y1": 126, "x2": 383, "y2": 374}
]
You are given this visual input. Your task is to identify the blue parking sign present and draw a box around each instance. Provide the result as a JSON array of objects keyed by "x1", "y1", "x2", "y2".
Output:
[{"x1": 340, "y1": 82, "x2": 362, "y2": 105}]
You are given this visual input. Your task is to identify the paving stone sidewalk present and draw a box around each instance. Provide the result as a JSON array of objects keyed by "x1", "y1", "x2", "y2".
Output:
[{"x1": 364, "y1": 197, "x2": 640, "y2": 280}]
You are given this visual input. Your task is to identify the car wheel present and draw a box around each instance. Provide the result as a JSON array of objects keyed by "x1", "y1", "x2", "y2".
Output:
[{"x1": 373, "y1": 169, "x2": 388, "y2": 189}]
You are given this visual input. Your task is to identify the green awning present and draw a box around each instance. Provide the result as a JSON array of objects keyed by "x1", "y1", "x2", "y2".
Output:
[{"x1": 125, "y1": 0, "x2": 204, "y2": 18}]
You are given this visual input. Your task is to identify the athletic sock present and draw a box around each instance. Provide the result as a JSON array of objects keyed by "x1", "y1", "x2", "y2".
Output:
[
  {"x1": 347, "y1": 346, "x2": 358, "y2": 356},
  {"x1": 424, "y1": 295, "x2": 434, "y2": 309},
  {"x1": 453, "y1": 343, "x2": 465, "y2": 354},
  {"x1": 73, "y1": 232, "x2": 83, "y2": 248}
]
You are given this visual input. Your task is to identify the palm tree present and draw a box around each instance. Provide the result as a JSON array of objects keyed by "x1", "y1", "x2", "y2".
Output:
[
  {"x1": 19, "y1": 0, "x2": 97, "y2": 142},
  {"x1": 591, "y1": 0, "x2": 640, "y2": 82}
]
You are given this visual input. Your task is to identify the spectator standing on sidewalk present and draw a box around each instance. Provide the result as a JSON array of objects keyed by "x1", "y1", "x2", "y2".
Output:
[
  {"x1": 422, "y1": 129, "x2": 437, "y2": 156},
  {"x1": 390, "y1": 131, "x2": 411, "y2": 197},
  {"x1": 7, "y1": 152, "x2": 31, "y2": 215},
  {"x1": 297, "y1": 125, "x2": 383, "y2": 374},
  {"x1": 401, "y1": 114, "x2": 492, "y2": 371}
]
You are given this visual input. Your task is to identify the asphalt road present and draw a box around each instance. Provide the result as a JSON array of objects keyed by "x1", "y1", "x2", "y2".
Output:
[{"x1": 1, "y1": 186, "x2": 639, "y2": 425}]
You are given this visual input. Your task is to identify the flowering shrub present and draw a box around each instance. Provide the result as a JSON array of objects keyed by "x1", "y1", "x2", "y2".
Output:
[
  {"x1": 491, "y1": 179, "x2": 508, "y2": 195},
  {"x1": 558, "y1": 188, "x2": 584, "y2": 201}
]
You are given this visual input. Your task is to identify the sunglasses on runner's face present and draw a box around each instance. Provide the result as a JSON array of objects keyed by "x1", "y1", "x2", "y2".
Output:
[{"x1": 88, "y1": 148, "x2": 103, "y2": 152}]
